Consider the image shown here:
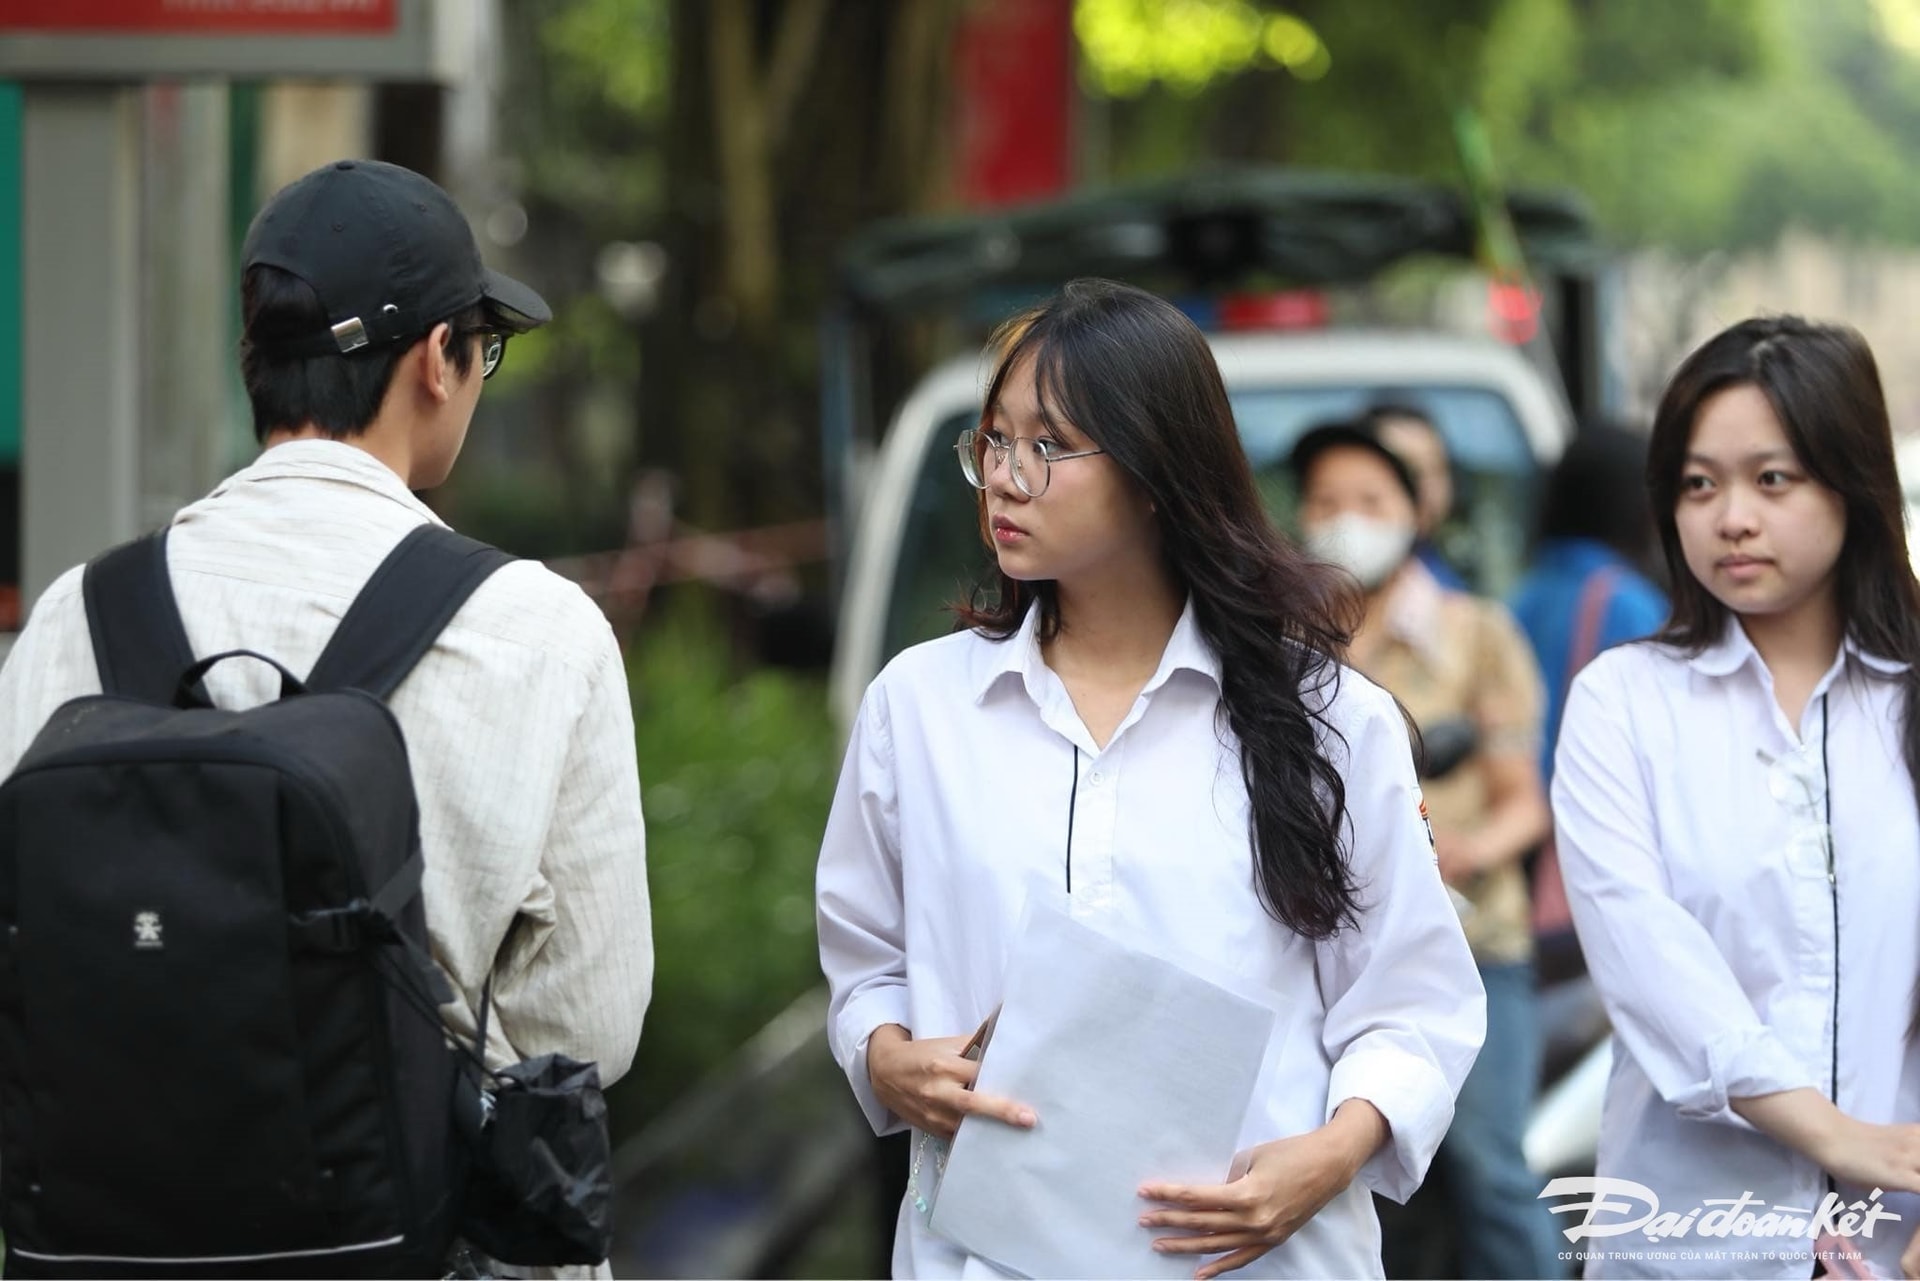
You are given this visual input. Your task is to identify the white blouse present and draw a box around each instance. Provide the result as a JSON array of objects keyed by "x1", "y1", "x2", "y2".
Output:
[
  {"x1": 816, "y1": 601, "x2": 1486, "y2": 1279},
  {"x1": 1552, "y1": 621, "x2": 1920, "y2": 1279}
]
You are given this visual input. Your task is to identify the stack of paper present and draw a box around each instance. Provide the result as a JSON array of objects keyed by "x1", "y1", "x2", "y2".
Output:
[{"x1": 928, "y1": 906, "x2": 1281, "y2": 1279}]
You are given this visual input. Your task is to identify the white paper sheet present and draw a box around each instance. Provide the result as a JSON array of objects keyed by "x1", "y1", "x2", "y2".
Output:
[{"x1": 927, "y1": 904, "x2": 1283, "y2": 1280}]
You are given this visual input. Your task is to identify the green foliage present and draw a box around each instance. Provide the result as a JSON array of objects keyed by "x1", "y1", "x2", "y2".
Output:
[
  {"x1": 517, "y1": 0, "x2": 670, "y2": 219},
  {"x1": 1077, "y1": 0, "x2": 1920, "y2": 254},
  {"x1": 1075, "y1": 0, "x2": 1329, "y2": 96},
  {"x1": 609, "y1": 606, "x2": 839, "y2": 1134},
  {"x1": 542, "y1": 0, "x2": 672, "y2": 120},
  {"x1": 1465, "y1": 0, "x2": 1920, "y2": 251}
]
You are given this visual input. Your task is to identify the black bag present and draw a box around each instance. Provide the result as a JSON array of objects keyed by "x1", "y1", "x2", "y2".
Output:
[
  {"x1": 455, "y1": 971, "x2": 613, "y2": 1268},
  {"x1": 0, "y1": 524, "x2": 512, "y2": 1278}
]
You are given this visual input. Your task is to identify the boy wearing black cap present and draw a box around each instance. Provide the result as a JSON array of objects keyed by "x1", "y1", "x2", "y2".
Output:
[{"x1": 0, "y1": 159, "x2": 653, "y2": 1235}]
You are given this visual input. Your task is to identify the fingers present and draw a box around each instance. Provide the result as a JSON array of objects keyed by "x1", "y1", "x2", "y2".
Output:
[
  {"x1": 1151, "y1": 1231, "x2": 1263, "y2": 1257},
  {"x1": 871, "y1": 1034, "x2": 1005, "y2": 1139},
  {"x1": 957, "y1": 1088, "x2": 1036, "y2": 1128},
  {"x1": 1139, "y1": 1180, "x2": 1249, "y2": 1210},
  {"x1": 1140, "y1": 1209, "x2": 1242, "y2": 1234},
  {"x1": 1196, "y1": 1243, "x2": 1270, "y2": 1280}
]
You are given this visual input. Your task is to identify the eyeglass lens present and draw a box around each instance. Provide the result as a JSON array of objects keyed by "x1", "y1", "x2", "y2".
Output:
[{"x1": 956, "y1": 429, "x2": 1050, "y2": 497}]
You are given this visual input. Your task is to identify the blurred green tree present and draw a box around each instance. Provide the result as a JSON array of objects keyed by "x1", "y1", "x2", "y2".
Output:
[
  {"x1": 500, "y1": 0, "x2": 965, "y2": 538},
  {"x1": 1079, "y1": 0, "x2": 1920, "y2": 255},
  {"x1": 1478, "y1": 0, "x2": 1920, "y2": 251},
  {"x1": 618, "y1": 606, "x2": 836, "y2": 1133}
]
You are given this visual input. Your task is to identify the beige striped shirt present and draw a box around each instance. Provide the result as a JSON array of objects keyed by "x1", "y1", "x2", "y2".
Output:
[{"x1": 0, "y1": 440, "x2": 652, "y2": 1081}]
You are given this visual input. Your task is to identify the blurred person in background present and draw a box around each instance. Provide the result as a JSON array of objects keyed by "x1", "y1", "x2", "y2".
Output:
[
  {"x1": 1366, "y1": 403, "x2": 1469, "y2": 591},
  {"x1": 1292, "y1": 419, "x2": 1563, "y2": 1281},
  {"x1": 817, "y1": 280, "x2": 1484, "y2": 1279},
  {"x1": 1553, "y1": 317, "x2": 1920, "y2": 1279},
  {"x1": 1509, "y1": 421, "x2": 1670, "y2": 783},
  {"x1": 1508, "y1": 423, "x2": 1669, "y2": 973}
]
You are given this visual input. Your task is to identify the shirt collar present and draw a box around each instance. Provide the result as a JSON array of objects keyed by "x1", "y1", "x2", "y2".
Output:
[
  {"x1": 1685, "y1": 616, "x2": 1756, "y2": 678},
  {"x1": 211, "y1": 439, "x2": 445, "y2": 526},
  {"x1": 1686, "y1": 614, "x2": 1910, "y2": 679},
  {"x1": 1382, "y1": 558, "x2": 1448, "y2": 667},
  {"x1": 970, "y1": 595, "x2": 1222, "y2": 706}
]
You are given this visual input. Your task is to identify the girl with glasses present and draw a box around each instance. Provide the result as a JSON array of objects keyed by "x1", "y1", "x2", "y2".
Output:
[
  {"x1": 816, "y1": 279, "x2": 1485, "y2": 1279},
  {"x1": 1552, "y1": 317, "x2": 1920, "y2": 1279}
]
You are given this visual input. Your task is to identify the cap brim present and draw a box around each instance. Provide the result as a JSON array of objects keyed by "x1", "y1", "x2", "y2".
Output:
[{"x1": 480, "y1": 267, "x2": 552, "y2": 333}]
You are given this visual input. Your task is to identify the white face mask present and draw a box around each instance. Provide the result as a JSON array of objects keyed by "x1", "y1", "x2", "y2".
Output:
[{"x1": 1304, "y1": 513, "x2": 1416, "y2": 589}]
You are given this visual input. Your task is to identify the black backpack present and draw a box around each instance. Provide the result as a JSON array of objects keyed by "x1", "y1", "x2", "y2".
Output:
[{"x1": 0, "y1": 523, "x2": 512, "y2": 1278}]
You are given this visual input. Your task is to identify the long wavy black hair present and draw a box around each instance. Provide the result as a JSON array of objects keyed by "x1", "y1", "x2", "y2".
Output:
[
  {"x1": 953, "y1": 279, "x2": 1367, "y2": 940},
  {"x1": 1647, "y1": 315, "x2": 1920, "y2": 805}
]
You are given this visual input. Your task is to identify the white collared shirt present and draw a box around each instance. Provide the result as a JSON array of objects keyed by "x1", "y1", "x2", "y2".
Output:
[
  {"x1": 816, "y1": 601, "x2": 1486, "y2": 1279},
  {"x1": 0, "y1": 441, "x2": 653, "y2": 1081},
  {"x1": 1552, "y1": 621, "x2": 1920, "y2": 1278}
]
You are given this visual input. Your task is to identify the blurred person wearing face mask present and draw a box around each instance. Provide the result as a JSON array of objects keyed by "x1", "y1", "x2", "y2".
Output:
[
  {"x1": 1367, "y1": 403, "x2": 1469, "y2": 591},
  {"x1": 1293, "y1": 421, "x2": 1562, "y2": 1281}
]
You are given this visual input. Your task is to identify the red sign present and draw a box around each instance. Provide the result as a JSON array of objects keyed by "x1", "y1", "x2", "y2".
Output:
[
  {"x1": 955, "y1": 0, "x2": 1073, "y2": 209},
  {"x1": 0, "y1": 0, "x2": 396, "y2": 33}
]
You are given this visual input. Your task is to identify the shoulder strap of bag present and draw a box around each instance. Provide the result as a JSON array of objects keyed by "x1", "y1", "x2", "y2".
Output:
[
  {"x1": 1560, "y1": 565, "x2": 1620, "y2": 706},
  {"x1": 306, "y1": 524, "x2": 516, "y2": 701},
  {"x1": 83, "y1": 529, "x2": 204, "y2": 705}
]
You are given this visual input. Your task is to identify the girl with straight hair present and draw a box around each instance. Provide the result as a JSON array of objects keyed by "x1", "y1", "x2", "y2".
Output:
[
  {"x1": 1552, "y1": 316, "x2": 1920, "y2": 1279},
  {"x1": 816, "y1": 279, "x2": 1484, "y2": 1279}
]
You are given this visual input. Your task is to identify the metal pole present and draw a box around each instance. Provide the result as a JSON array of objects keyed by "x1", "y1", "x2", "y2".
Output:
[{"x1": 21, "y1": 85, "x2": 142, "y2": 610}]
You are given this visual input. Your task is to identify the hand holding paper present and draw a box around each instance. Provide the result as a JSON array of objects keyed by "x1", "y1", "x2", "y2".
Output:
[
  {"x1": 927, "y1": 906, "x2": 1287, "y2": 1280},
  {"x1": 866, "y1": 1024, "x2": 1036, "y2": 1142},
  {"x1": 1139, "y1": 1100, "x2": 1389, "y2": 1280}
]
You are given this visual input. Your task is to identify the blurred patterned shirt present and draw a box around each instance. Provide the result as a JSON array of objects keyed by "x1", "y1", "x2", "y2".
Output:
[
  {"x1": 0, "y1": 440, "x2": 653, "y2": 1082},
  {"x1": 1350, "y1": 558, "x2": 1547, "y2": 965}
]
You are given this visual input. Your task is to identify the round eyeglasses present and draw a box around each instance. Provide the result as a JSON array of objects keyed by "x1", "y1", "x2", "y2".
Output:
[{"x1": 955, "y1": 427, "x2": 1104, "y2": 498}]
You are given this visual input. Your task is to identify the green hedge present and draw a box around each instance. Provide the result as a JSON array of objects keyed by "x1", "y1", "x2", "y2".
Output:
[{"x1": 608, "y1": 607, "x2": 840, "y2": 1137}]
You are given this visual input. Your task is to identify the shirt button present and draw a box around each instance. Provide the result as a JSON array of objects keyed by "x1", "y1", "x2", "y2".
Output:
[{"x1": 1088, "y1": 771, "x2": 1103, "y2": 785}]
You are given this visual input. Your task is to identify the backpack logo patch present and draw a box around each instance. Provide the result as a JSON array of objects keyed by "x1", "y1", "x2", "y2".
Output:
[{"x1": 133, "y1": 911, "x2": 163, "y2": 950}]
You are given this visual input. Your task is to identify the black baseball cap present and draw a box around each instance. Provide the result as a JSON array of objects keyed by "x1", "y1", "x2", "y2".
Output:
[
  {"x1": 241, "y1": 159, "x2": 550, "y2": 357},
  {"x1": 1288, "y1": 419, "x2": 1422, "y2": 507}
]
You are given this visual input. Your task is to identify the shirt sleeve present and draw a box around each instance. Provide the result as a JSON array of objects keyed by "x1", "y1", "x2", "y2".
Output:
[
  {"x1": 815, "y1": 682, "x2": 911, "y2": 1136},
  {"x1": 0, "y1": 569, "x2": 96, "y2": 782},
  {"x1": 1552, "y1": 657, "x2": 1816, "y2": 1125},
  {"x1": 1316, "y1": 677, "x2": 1488, "y2": 1202},
  {"x1": 490, "y1": 631, "x2": 654, "y2": 1084}
]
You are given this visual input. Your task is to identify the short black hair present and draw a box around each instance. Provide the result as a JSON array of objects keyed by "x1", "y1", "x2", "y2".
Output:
[
  {"x1": 1289, "y1": 418, "x2": 1422, "y2": 508},
  {"x1": 240, "y1": 264, "x2": 485, "y2": 443},
  {"x1": 1538, "y1": 420, "x2": 1655, "y2": 560}
]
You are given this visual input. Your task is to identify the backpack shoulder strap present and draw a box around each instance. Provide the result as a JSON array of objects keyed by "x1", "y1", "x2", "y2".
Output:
[
  {"x1": 1556, "y1": 565, "x2": 1621, "y2": 712},
  {"x1": 306, "y1": 524, "x2": 516, "y2": 701},
  {"x1": 82, "y1": 529, "x2": 200, "y2": 704}
]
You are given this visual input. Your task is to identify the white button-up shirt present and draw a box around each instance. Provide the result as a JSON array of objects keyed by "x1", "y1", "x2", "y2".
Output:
[
  {"x1": 0, "y1": 441, "x2": 653, "y2": 1080},
  {"x1": 816, "y1": 601, "x2": 1486, "y2": 1279},
  {"x1": 1552, "y1": 621, "x2": 1920, "y2": 1278}
]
